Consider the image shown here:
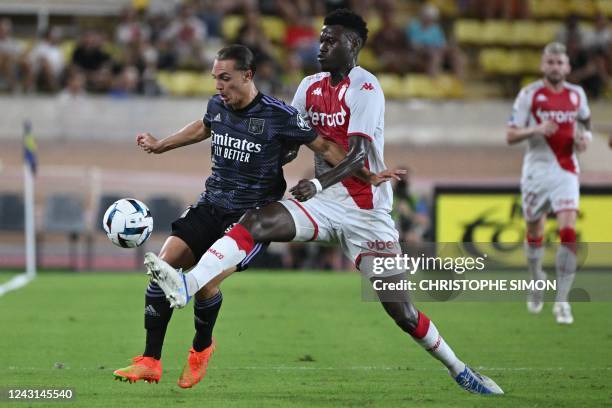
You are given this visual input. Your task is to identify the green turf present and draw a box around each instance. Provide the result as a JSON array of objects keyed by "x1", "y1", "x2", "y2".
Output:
[{"x1": 0, "y1": 271, "x2": 611, "y2": 407}]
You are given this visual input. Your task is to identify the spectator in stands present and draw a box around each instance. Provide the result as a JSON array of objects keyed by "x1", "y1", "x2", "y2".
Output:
[
  {"x1": 392, "y1": 167, "x2": 430, "y2": 247},
  {"x1": 460, "y1": 0, "x2": 528, "y2": 20},
  {"x1": 71, "y1": 31, "x2": 113, "y2": 92},
  {"x1": 235, "y1": 8, "x2": 275, "y2": 66},
  {"x1": 406, "y1": 4, "x2": 465, "y2": 78},
  {"x1": 110, "y1": 65, "x2": 140, "y2": 98},
  {"x1": 282, "y1": 1, "x2": 320, "y2": 74},
  {"x1": 371, "y1": 5, "x2": 419, "y2": 75},
  {"x1": 115, "y1": 7, "x2": 151, "y2": 47},
  {"x1": 584, "y1": 13, "x2": 611, "y2": 52},
  {"x1": 57, "y1": 68, "x2": 86, "y2": 100},
  {"x1": 23, "y1": 27, "x2": 65, "y2": 93},
  {"x1": 0, "y1": 18, "x2": 24, "y2": 92},
  {"x1": 161, "y1": 3, "x2": 207, "y2": 68},
  {"x1": 556, "y1": 14, "x2": 585, "y2": 46},
  {"x1": 566, "y1": 34, "x2": 608, "y2": 99}
]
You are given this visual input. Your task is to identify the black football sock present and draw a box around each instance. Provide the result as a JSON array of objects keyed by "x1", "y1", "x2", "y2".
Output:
[
  {"x1": 143, "y1": 282, "x2": 174, "y2": 360},
  {"x1": 192, "y1": 291, "x2": 223, "y2": 352}
]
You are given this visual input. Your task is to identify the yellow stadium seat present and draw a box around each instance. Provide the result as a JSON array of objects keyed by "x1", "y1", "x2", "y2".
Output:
[
  {"x1": 482, "y1": 21, "x2": 513, "y2": 45},
  {"x1": 479, "y1": 48, "x2": 507, "y2": 74},
  {"x1": 191, "y1": 73, "x2": 217, "y2": 96},
  {"x1": 533, "y1": 21, "x2": 560, "y2": 46},
  {"x1": 357, "y1": 47, "x2": 381, "y2": 72},
  {"x1": 529, "y1": 0, "x2": 570, "y2": 18},
  {"x1": 377, "y1": 73, "x2": 404, "y2": 99},
  {"x1": 222, "y1": 15, "x2": 244, "y2": 41},
  {"x1": 261, "y1": 16, "x2": 286, "y2": 43},
  {"x1": 596, "y1": 0, "x2": 612, "y2": 17},
  {"x1": 60, "y1": 40, "x2": 75, "y2": 60},
  {"x1": 510, "y1": 21, "x2": 538, "y2": 46},
  {"x1": 569, "y1": 0, "x2": 597, "y2": 17},
  {"x1": 454, "y1": 20, "x2": 483, "y2": 44}
]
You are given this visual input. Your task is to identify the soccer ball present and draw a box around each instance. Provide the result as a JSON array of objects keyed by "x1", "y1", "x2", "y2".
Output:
[{"x1": 102, "y1": 198, "x2": 153, "y2": 248}]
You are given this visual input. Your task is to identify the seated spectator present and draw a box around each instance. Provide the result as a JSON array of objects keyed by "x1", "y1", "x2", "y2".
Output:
[
  {"x1": 110, "y1": 65, "x2": 140, "y2": 98},
  {"x1": 235, "y1": 8, "x2": 275, "y2": 65},
  {"x1": 371, "y1": 6, "x2": 420, "y2": 75},
  {"x1": 23, "y1": 27, "x2": 65, "y2": 92},
  {"x1": 406, "y1": 4, "x2": 464, "y2": 77},
  {"x1": 161, "y1": 3, "x2": 207, "y2": 68},
  {"x1": 0, "y1": 18, "x2": 25, "y2": 92},
  {"x1": 115, "y1": 7, "x2": 151, "y2": 47},
  {"x1": 71, "y1": 31, "x2": 113, "y2": 92},
  {"x1": 566, "y1": 35, "x2": 607, "y2": 99},
  {"x1": 584, "y1": 13, "x2": 611, "y2": 52},
  {"x1": 392, "y1": 168, "x2": 430, "y2": 248},
  {"x1": 284, "y1": 14, "x2": 319, "y2": 74},
  {"x1": 57, "y1": 68, "x2": 86, "y2": 100},
  {"x1": 556, "y1": 14, "x2": 585, "y2": 46}
]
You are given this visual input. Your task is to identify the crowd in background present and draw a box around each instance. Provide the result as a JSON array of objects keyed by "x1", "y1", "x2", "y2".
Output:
[{"x1": 0, "y1": 0, "x2": 610, "y2": 98}]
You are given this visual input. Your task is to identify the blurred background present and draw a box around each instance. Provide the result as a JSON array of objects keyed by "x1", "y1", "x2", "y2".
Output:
[{"x1": 1, "y1": 0, "x2": 611, "y2": 271}]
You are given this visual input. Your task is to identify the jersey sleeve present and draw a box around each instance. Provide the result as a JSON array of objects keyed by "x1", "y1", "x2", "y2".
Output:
[
  {"x1": 508, "y1": 87, "x2": 532, "y2": 128},
  {"x1": 344, "y1": 79, "x2": 385, "y2": 141},
  {"x1": 576, "y1": 86, "x2": 590, "y2": 120},
  {"x1": 290, "y1": 77, "x2": 310, "y2": 116},
  {"x1": 279, "y1": 110, "x2": 317, "y2": 144},
  {"x1": 203, "y1": 97, "x2": 215, "y2": 127}
]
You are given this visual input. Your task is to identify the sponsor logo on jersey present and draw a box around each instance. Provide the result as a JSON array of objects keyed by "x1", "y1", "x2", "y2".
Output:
[
  {"x1": 307, "y1": 106, "x2": 347, "y2": 127},
  {"x1": 535, "y1": 108, "x2": 577, "y2": 124},
  {"x1": 360, "y1": 82, "x2": 374, "y2": 91},
  {"x1": 312, "y1": 87, "x2": 322, "y2": 96},
  {"x1": 211, "y1": 129, "x2": 262, "y2": 163}
]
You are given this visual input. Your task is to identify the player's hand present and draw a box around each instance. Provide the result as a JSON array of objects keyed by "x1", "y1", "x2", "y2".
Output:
[
  {"x1": 290, "y1": 179, "x2": 317, "y2": 202},
  {"x1": 574, "y1": 130, "x2": 591, "y2": 153},
  {"x1": 536, "y1": 121, "x2": 558, "y2": 137},
  {"x1": 136, "y1": 132, "x2": 162, "y2": 154},
  {"x1": 369, "y1": 168, "x2": 408, "y2": 186}
]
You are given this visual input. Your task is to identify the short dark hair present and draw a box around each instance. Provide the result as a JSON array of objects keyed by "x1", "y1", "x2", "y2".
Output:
[
  {"x1": 216, "y1": 44, "x2": 256, "y2": 75},
  {"x1": 323, "y1": 8, "x2": 368, "y2": 46}
]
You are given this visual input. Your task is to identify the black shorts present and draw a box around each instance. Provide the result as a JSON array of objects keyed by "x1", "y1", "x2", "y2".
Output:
[{"x1": 171, "y1": 201, "x2": 266, "y2": 271}]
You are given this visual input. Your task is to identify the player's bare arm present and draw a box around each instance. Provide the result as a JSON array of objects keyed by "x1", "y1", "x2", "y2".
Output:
[
  {"x1": 291, "y1": 135, "x2": 370, "y2": 201},
  {"x1": 506, "y1": 121, "x2": 558, "y2": 145},
  {"x1": 137, "y1": 120, "x2": 211, "y2": 154},
  {"x1": 573, "y1": 117, "x2": 592, "y2": 153}
]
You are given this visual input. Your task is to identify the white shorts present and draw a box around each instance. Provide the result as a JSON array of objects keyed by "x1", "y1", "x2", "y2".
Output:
[
  {"x1": 279, "y1": 196, "x2": 401, "y2": 278},
  {"x1": 521, "y1": 167, "x2": 579, "y2": 222}
]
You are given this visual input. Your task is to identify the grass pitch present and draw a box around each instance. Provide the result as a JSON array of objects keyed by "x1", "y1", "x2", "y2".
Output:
[{"x1": 0, "y1": 270, "x2": 611, "y2": 407}]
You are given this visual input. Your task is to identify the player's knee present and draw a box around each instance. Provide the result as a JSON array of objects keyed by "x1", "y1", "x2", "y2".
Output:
[
  {"x1": 559, "y1": 227, "x2": 576, "y2": 243},
  {"x1": 240, "y1": 210, "x2": 272, "y2": 242}
]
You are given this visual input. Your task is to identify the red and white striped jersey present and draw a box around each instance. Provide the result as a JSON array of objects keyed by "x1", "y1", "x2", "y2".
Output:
[
  {"x1": 291, "y1": 66, "x2": 392, "y2": 211},
  {"x1": 508, "y1": 80, "x2": 590, "y2": 174}
]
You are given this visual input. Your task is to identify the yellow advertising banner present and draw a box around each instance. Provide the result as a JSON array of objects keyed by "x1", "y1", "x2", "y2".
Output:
[{"x1": 434, "y1": 187, "x2": 612, "y2": 268}]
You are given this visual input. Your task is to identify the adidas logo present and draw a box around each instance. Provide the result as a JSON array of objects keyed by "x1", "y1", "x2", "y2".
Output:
[
  {"x1": 213, "y1": 113, "x2": 221, "y2": 122},
  {"x1": 145, "y1": 305, "x2": 160, "y2": 317}
]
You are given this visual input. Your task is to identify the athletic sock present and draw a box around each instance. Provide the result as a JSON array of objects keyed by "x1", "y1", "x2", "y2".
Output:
[
  {"x1": 186, "y1": 224, "x2": 254, "y2": 296},
  {"x1": 556, "y1": 228, "x2": 577, "y2": 303},
  {"x1": 143, "y1": 282, "x2": 174, "y2": 360},
  {"x1": 192, "y1": 291, "x2": 223, "y2": 351},
  {"x1": 525, "y1": 235, "x2": 546, "y2": 302},
  {"x1": 409, "y1": 311, "x2": 465, "y2": 377}
]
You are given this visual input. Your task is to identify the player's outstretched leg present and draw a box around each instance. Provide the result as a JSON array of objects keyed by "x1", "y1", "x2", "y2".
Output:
[
  {"x1": 372, "y1": 273, "x2": 503, "y2": 395},
  {"x1": 148, "y1": 203, "x2": 295, "y2": 309}
]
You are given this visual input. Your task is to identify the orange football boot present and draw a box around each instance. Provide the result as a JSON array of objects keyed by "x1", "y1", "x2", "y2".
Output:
[
  {"x1": 113, "y1": 356, "x2": 162, "y2": 384},
  {"x1": 177, "y1": 340, "x2": 216, "y2": 388}
]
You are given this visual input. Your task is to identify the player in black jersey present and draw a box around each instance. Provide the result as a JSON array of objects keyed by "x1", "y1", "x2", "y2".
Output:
[{"x1": 113, "y1": 44, "x2": 397, "y2": 387}]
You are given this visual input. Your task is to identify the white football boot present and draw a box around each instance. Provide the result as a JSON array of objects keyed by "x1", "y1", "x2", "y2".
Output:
[{"x1": 144, "y1": 252, "x2": 191, "y2": 308}]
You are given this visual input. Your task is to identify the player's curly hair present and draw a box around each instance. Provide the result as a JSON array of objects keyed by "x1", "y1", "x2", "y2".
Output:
[{"x1": 323, "y1": 8, "x2": 368, "y2": 46}]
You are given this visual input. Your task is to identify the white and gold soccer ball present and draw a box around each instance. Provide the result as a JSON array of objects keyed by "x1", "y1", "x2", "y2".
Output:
[{"x1": 102, "y1": 198, "x2": 153, "y2": 248}]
